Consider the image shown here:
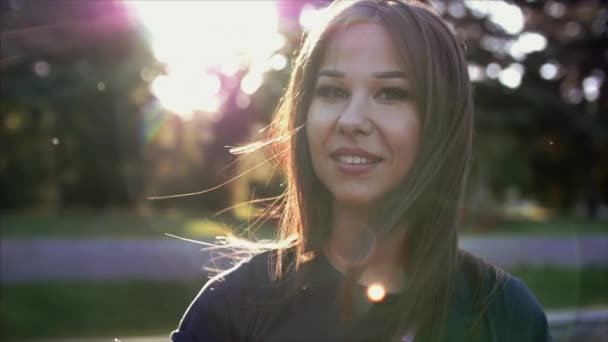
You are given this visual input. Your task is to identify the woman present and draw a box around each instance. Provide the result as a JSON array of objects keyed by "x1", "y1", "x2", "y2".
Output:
[{"x1": 172, "y1": 0, "x2": 551, "y2": 341}]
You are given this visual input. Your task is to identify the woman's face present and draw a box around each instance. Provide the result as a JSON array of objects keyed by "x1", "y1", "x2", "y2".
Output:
[{"x1": 306, "y1": 22, "x2": 421, "y2": 208}]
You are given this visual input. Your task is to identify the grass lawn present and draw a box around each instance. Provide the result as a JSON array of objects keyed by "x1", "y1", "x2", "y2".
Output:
[
  {"x1": 0, "y1": 209, "x2": 277, "y2": 240},
  {"x1": 2, "y1": 209, "x2": 606, "y2": 239},
  {"x1": 0, "y1": 281, "x2": 201, "y2": 341},
  {"x1": 461, "y1": 216, "x2": 608, "y2": 236},
  {"x1": 510, "y1": 266, "x2": 608, "y2": 310},
  {"x1": 1, "y1": 267, "x2": 607, "y2": 340}
]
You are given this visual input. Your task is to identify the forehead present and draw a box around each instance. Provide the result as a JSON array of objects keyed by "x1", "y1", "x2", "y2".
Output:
[{"x1": 320, "y1": 22, "x2": 403, "y2": 72}]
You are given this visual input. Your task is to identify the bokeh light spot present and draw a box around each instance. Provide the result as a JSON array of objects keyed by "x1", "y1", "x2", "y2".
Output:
[
  {"x1": 241, "y1": 73, "x2": 263, "y2": 95},
  {"x1": 583, "y1": 76, "x2": 601, "y2": 102},
  {"x1": 33, "y1": 61, "x2": 50, "y2": 77},
  {"x1": 367, "y1": 283, "x2": 386, "y2": 303},
  {"x1": 5, "y1": 112, "x2": 22, "y2": 131},
  {"x1": 540, "y1": 62, "x2": 559, "y2": 80},
  {"x1": 236, "y1": 93, "x2": 251, "y2": 109},
  {"x1": 465, "y1": 1, "x2": 524, "y2": 34},
  {"x1": 486, "y1": 63, "x2": 502, "y2": 79},
  {"x1": 508, "y1": 32, "x2": 547, "y2": 61},
  {"x1": 140, "y1": 67, "x2": 156, "y2": 82},
  {"x1": 468, "y1": 63, "x2": 485, "y2": 82},
  {"x1": 269, "y1": 54, "x2": 288, "y2": 71},
  {"x1": 499, "y1": 63, "x2": 524, "y2": 89},
  {"x1": 563, "y1": 87, "x2": 584, "y2": 104},
  {"x1": 447, "y1": 2, "x2": 466, "y2": 18},
  {"x1": 564, "y1": 21, "x2": 582, "y2": 38},
  {"x1": 545, "y1": 1, "x2": 566, "y2": 18}
]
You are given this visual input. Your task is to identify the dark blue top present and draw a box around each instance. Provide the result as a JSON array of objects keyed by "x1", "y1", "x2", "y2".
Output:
[{"x1": 171, "y1": 250, "x2": 552, "y2": 341}]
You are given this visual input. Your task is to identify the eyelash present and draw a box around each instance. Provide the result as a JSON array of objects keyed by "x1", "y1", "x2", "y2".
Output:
[{"x1": 314, "y1": 84, "x2": 410, "y2": 102}]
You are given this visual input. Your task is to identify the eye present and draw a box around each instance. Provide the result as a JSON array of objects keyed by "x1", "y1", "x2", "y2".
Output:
[
  {"x1": 315, "y1": 84, "x2": 349, "y2": 100},
  {"x1": 376, "y1": 87, "x2": 410, "y2": 102}
]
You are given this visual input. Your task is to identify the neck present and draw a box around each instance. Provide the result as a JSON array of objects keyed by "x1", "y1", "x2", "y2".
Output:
[
  {"x1": 325, "y1": 201, "x2": 407, "y2": 276},
  {"x1": 326, "y1": 202, "x2": 374, "y2": 264}
]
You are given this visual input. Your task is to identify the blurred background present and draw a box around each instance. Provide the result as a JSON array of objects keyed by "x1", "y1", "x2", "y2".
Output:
[{"x1": 1, "y1": 0, "x2": 607, "y2": 341}]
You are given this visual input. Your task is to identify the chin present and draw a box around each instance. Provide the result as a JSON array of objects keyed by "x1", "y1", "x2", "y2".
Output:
[{"x1": 331, "y1": 190, "x2": 380, "y2": 208}]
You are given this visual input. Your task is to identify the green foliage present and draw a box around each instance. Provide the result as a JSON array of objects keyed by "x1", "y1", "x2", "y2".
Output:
[{"x1": 461, "y1": 216, "x2": 608, "y2": 235}]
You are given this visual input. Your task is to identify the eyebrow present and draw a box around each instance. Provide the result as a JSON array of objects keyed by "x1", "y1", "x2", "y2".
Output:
[{"x1": 318, "y1": 70, "x2": 407, "y2": 79}]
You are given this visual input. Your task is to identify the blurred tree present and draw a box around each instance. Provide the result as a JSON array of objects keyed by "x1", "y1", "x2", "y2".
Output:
[
  {"x1": 1, "y1": 0, "x2": 152, "y2": 209},
  {"x1": 444, "y1": 0, "x2": 608, "y2": 217},
  {"x1": 1, "y1": 0, "x2": 606, "y2": 220}
]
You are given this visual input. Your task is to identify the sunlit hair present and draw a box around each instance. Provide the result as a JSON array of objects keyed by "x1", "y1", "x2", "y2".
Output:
[{"x1": 244, "y1": 0, "x2": 501, "y2": 339}]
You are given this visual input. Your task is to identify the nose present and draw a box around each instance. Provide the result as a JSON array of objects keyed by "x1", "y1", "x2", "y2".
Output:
[{"x1": 337, "y1": 94, "x2": 373, "y2": 137}]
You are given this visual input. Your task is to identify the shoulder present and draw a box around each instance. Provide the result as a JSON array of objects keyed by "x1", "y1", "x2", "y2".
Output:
[
  {"x1": 489, "y1": 275, "x2": 551, "y2": 341},
  {"x1": 498, "y1": 275, "x2": 544, "y2": 316},
  {"x1": 171, "y1": 250, "x2": 279, "y2": 342},
  {"x1": 459, "y1": 251, "x2": 551, "y2": 341}
]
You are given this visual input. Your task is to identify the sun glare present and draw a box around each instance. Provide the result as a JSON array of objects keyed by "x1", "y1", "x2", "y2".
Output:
[
  {"x1": 299, "y1": 4, "x2": 326, "y2": 31},
  {"x1": 124, "y1": 1, "x2": 282, "y2": 119}
]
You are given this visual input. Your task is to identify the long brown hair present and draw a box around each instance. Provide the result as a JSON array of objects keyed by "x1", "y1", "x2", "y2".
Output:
[{"x1": 262, "y1": 0, "x2": 495, "y2": 339}]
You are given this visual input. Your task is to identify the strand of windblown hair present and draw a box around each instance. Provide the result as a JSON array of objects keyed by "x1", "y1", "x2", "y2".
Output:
[{"x1": 147, "y1": 143, "x2": 292, "y2": 200}]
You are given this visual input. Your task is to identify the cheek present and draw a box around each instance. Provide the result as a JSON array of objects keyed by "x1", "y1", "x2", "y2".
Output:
[
  {"x1": 305, "y1": 117, "x2": 318, "y2": 155},
  {"x1": 381, "y1": 111, "x2": 421, "y2": 165},
  {"x1": 305, "y1": 107, "x2": 325, "y2": 172},
  {"x1": 306, "y1": 125, "x2": 328, "y2": 187},
  {"x1": 398, "y1": 119, "x2": 420, "y2": 149},
  {"x1": 306, "y1": 103, "x2": 335, "y2": 151}
]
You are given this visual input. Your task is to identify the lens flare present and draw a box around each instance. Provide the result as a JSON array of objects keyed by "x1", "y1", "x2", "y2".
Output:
[
  {"x1": 366, "y1": 283, "x2": 387, "y2": 303},
  {"x1": 142, "y1": 99, "x2": 170, "y2": 144}
]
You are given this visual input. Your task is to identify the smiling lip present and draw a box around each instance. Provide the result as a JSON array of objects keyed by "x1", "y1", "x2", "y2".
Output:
[{"x1": 330, "y1": 147, "x2": 383, "y2": 176}]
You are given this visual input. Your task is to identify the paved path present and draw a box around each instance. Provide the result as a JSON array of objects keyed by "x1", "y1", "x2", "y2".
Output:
[
  {"x1": 548, "y1": 308, "x2": 608, "y2": 341},
  {"x1": 458, "y1": 234, "x2": 608, "y2": 267},
  {"x1": 1, "y1": 239, "x2": 219, "y2": 283},
  {"x1": 2, "y1": 235, "x2": 607, "y2": 283}
]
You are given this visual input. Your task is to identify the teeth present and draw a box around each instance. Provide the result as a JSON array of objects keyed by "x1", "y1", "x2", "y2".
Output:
[{"x1": 337, "y1": 155, "x2": 376, "y2": 164}]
